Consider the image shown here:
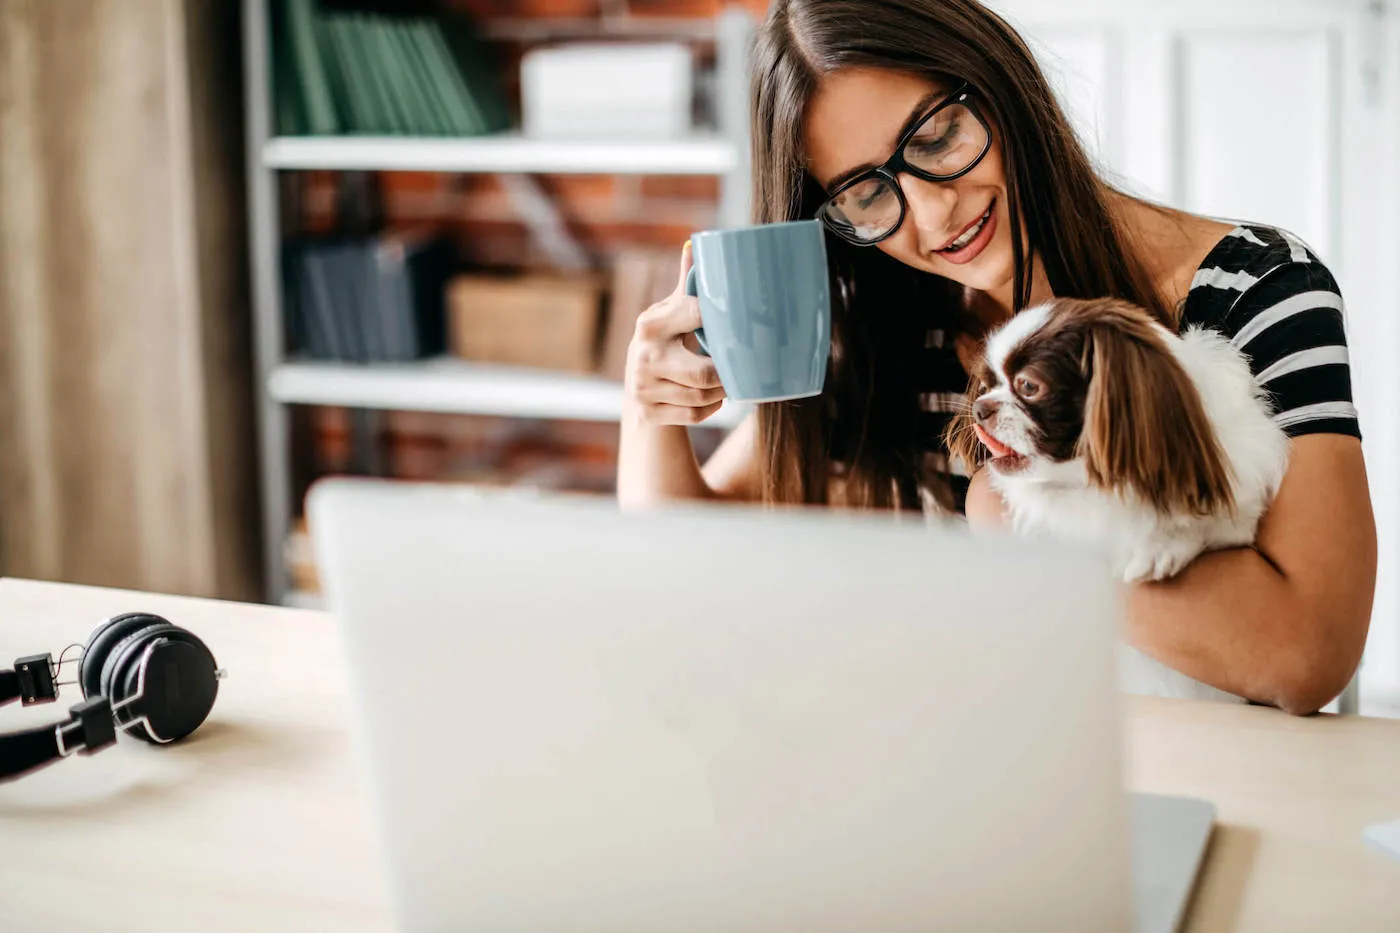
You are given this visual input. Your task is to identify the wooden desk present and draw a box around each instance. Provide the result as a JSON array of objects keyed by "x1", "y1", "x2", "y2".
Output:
[{"x1": 1, "y1": 578, "x2": 1397, "y2": 931}]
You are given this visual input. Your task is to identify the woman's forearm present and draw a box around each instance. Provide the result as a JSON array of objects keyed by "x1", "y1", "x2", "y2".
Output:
[
  {"x1": 969, "y1": 437, "x2": 1375, "y2": 714},
  {"x1": 1128, "y1": 437, "x2": 1375, "y2": 714},
  {"x1": 616, "y1": 404, "x2": 716, "y2": 508},
  {"x1": 1126, "y1": 546, "x2": 1365, "y2": 714}
]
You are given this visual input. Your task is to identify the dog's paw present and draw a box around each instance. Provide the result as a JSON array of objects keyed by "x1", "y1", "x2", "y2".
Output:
[
  {"x1": 1120, "y1": 551, "x2": 1155, "y2": 583},
  {"x1": 1149, "y1": 544, "x2": 1199, "y2": 581},
  {"x1": 1120, "y1": 538, "x2": 1203, "y2": 583}
]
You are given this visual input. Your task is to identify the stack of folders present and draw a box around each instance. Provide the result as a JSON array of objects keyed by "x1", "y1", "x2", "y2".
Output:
[
  {"x1": 274, "y1": 0, "x2": 509, "y2": 136},
  {"x1": 284, "y1": 230, "x2": 454, "y2": 363}
]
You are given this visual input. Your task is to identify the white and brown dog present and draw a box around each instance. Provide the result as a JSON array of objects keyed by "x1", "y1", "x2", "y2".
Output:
[{"x1": 949, "y1": 297, "x2": 1289, "y2": 702}]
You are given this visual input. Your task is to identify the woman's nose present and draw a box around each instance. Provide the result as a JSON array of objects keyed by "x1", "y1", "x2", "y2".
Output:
[{"x1": 899, "y1": 176, "x2": 961, "y2": 252}]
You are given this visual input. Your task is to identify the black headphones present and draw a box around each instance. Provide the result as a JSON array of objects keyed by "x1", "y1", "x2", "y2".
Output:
[{"x1": 0, "y1": 612, "x2": 221, "y2": 782}]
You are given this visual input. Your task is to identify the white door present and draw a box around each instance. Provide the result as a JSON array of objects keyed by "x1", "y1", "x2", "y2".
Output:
[{"x1": 988, "y1": 0, "x2": 1400, "y2": 702}]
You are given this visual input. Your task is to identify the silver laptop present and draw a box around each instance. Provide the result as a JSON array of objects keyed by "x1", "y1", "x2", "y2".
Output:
[{"x1": 310, "y1": 478, "x2": 1213, "y2": 933}]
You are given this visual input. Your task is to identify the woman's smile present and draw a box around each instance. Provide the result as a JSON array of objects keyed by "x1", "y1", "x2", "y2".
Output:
[{"x1": 934, "y1": 199, "x2": 998, "y2": 264}]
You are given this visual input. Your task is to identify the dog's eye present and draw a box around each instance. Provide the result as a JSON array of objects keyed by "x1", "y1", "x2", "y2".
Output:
[{"x1": 1013, "y1": 374, "x2": 1044, "y2": 401}]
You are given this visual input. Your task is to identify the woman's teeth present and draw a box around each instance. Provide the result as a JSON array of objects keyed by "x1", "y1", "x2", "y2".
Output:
[{"x1": 942, "y1": 205, "x2": 993, "y2": 252}]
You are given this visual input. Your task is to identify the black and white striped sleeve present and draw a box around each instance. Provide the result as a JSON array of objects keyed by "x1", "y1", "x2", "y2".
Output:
[{"x1": 1223, "y1": 260, "x2": 1360, "y2": 440}]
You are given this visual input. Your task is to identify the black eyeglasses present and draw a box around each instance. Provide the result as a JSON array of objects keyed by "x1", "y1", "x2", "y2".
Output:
[{"x1": 815, "y1": 82, "x2": 993, "y2": 246}]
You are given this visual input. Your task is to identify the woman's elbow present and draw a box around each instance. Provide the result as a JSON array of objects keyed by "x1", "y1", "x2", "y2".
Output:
[
  {"x1": 1270, "y1": 675, "x2": 1347, "y2": 717},
  {"x1": 1264, "y1": 605, "x2": 1369, "y2": 716}
]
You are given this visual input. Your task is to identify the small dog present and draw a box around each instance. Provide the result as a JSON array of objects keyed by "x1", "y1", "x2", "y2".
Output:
[{"x1": 948, "y1": 297, "x2": 1289, "y2": 702}]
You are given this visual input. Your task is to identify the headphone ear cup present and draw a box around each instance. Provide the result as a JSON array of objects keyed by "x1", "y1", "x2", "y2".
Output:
[
  {"x1": 106, "y1": 624, "x2": 218, "y2": 745},
  {"x1": 80, "y1": 612, "x2": 168, "y2": 699},
  {"x1": 104, "y1": 623, "x2": 175, "y2": 743}
]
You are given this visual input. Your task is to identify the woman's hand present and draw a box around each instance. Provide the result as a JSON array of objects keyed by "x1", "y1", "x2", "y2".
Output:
[
  {"x1": 624, "y1": 243, "x2": 727, "y2": 425},
  {"x1": 964, "y1": 468, "x2": 1009, "y2": 534}
]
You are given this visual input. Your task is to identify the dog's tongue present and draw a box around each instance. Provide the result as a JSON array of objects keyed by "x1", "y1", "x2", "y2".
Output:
[{"x1": 974, "y1": 423, "x2": 1017, "y2": 460}]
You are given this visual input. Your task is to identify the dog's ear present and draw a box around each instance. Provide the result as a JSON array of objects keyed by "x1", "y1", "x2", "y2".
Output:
[{"x1": 1076, "y1": 312, "x2": 1234, "y2": 516}]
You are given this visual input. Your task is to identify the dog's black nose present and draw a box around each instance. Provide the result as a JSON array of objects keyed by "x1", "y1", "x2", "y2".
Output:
[{"x1": 973, "y1": 397, "x2": 999, "y2": 424}]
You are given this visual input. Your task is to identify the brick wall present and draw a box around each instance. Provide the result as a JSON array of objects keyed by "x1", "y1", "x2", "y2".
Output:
[
  {"x1": 447, "y1": 1, "x2": 771, "y2": 23},
  {"x1": 299, "y1": 170, "x2": 717, "y2": 266},
  {"x1": 298, "y1": 1, "x2": 771, "y2": 264},
  {"x1": 295, "y1": 1, "x2": 759, "y2": 521}
]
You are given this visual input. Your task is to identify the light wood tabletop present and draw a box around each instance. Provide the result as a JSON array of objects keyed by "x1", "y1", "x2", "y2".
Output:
[{"x1": 1, "y1": 577, "x2": 1397, "y2": 932}]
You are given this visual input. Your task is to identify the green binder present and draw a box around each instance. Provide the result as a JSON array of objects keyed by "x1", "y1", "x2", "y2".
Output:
[{"x1": 284, "y1": 0, "x2": 339, "y2": 135}]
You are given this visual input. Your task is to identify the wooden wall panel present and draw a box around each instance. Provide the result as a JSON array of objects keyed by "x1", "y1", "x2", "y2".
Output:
[{"x1": 0, "y1": 0, "x2": 258, "y2": 600}]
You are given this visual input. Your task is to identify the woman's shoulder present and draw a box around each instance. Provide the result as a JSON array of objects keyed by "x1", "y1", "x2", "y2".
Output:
[
  {"x1": 1182, "y1": 224, "x2": 1341, "y2": 326},
  {"x1": 1181, "y1": 223, "x2": 1357, "y2": 441}
]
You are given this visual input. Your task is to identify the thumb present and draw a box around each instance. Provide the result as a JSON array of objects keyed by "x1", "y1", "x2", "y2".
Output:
[{"x1": 675, "y1": 240, "x2": 693, "y2": 293}]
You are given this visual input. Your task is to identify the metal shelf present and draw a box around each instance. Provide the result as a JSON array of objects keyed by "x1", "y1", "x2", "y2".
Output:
[
  {"x1": 263, "y1": 134, "x2": 738, "y2": 175},
  {"x1": 268, "y1": 357, "x2": 748, "y2": 429}
]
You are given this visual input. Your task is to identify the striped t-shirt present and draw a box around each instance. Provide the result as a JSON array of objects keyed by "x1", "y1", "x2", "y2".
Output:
[{"x1": 918, "y1": 223, "x2": 1359, "y2": 512}]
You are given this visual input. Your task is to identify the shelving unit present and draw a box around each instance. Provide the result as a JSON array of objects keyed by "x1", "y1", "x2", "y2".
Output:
[
  {"x1": 269, "y1": 358, "x2": 748, "y2": 428},
  {"x1": 241, "y1": 0, "x2": 757, "y2": 604},
  {"x1": 262, "y1": 134, "x2": 740, "y2": 175}
]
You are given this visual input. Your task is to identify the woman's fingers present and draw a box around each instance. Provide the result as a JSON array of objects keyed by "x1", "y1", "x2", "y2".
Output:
[
  {"x1": 634, "y1": 293, "x2": 703, "y2": 343},
  {"x1": 623, "y1": 241, "x2": 725, "y2": 424},
  {"x1": 641, "y1": 400, "x2": 726, "y2": 426},
  {"x1": 633, "y1": 242, "x2": 703, "y2": 343},
  {"x1": 670, "y1": 348, "x2": 722, "y2": 389},
  {"x1": 638, "y1": 379, "x2": 728, "y2": 407},
  {"x1": 627, "y1": 339, "x2": 721, "y2": 390}
]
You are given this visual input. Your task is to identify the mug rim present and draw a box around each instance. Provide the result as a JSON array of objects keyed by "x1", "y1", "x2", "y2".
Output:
[{"x1": 690, "y1": 219, "x2": 823, "y2": 241}]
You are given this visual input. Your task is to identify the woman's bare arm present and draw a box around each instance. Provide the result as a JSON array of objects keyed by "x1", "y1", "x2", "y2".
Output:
[{"x1": 618, "y1": 411, "x2": 760, "y2": 507}]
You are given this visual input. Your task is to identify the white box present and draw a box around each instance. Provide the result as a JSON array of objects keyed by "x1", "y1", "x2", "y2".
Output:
[{"x1": 520, "y1": 43, "x2": 695, "y2": 141}]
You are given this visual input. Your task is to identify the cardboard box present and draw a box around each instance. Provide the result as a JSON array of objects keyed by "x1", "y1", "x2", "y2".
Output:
[{"x1": 448, "y1": 273, "x2": 604, "y2": 373}]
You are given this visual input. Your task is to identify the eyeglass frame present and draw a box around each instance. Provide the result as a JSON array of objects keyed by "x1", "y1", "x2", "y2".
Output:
[{"x1": 815, "y1": 82, "x2": 994, "y2": 247}]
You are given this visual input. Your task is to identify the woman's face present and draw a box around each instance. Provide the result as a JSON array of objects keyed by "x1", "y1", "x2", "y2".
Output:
[{"x1": 804, "y1": 67, "x2": 1017, "y2": 298}]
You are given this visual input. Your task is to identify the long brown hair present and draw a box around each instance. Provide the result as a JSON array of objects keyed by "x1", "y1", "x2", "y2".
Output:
[{"x1": 751, "y1": 0, "x2": 1166, "y2": 510}]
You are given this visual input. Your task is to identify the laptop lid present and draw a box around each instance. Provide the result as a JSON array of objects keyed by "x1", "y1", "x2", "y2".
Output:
[{"x1": 310, "y1": 478, "x2": 1131, "y2": 932}]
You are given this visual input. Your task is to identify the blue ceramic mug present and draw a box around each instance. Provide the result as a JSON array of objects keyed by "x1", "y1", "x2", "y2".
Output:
[{"x1": 684, "y1": 219, "x2": 831, "y2": 403}]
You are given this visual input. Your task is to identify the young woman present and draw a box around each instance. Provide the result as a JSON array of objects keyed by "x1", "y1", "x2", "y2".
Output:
[{"x1": 617, "y1": 0, "x2": 1375, "y2": 715}]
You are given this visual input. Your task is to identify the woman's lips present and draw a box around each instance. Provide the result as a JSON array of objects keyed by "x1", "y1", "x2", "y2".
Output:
[{"x1": 938, "y1": 200, "x2": 998, "y2": 266}]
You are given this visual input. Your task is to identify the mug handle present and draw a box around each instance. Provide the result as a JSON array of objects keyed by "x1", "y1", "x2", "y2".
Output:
[{"x1": 684, "y1": 267, "x2": 711, "y2": 357}]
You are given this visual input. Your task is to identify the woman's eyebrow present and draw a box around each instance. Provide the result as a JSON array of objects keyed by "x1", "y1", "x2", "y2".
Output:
[{"x1": 822, "y1": 89, "x2": 946, "y2": 191}]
